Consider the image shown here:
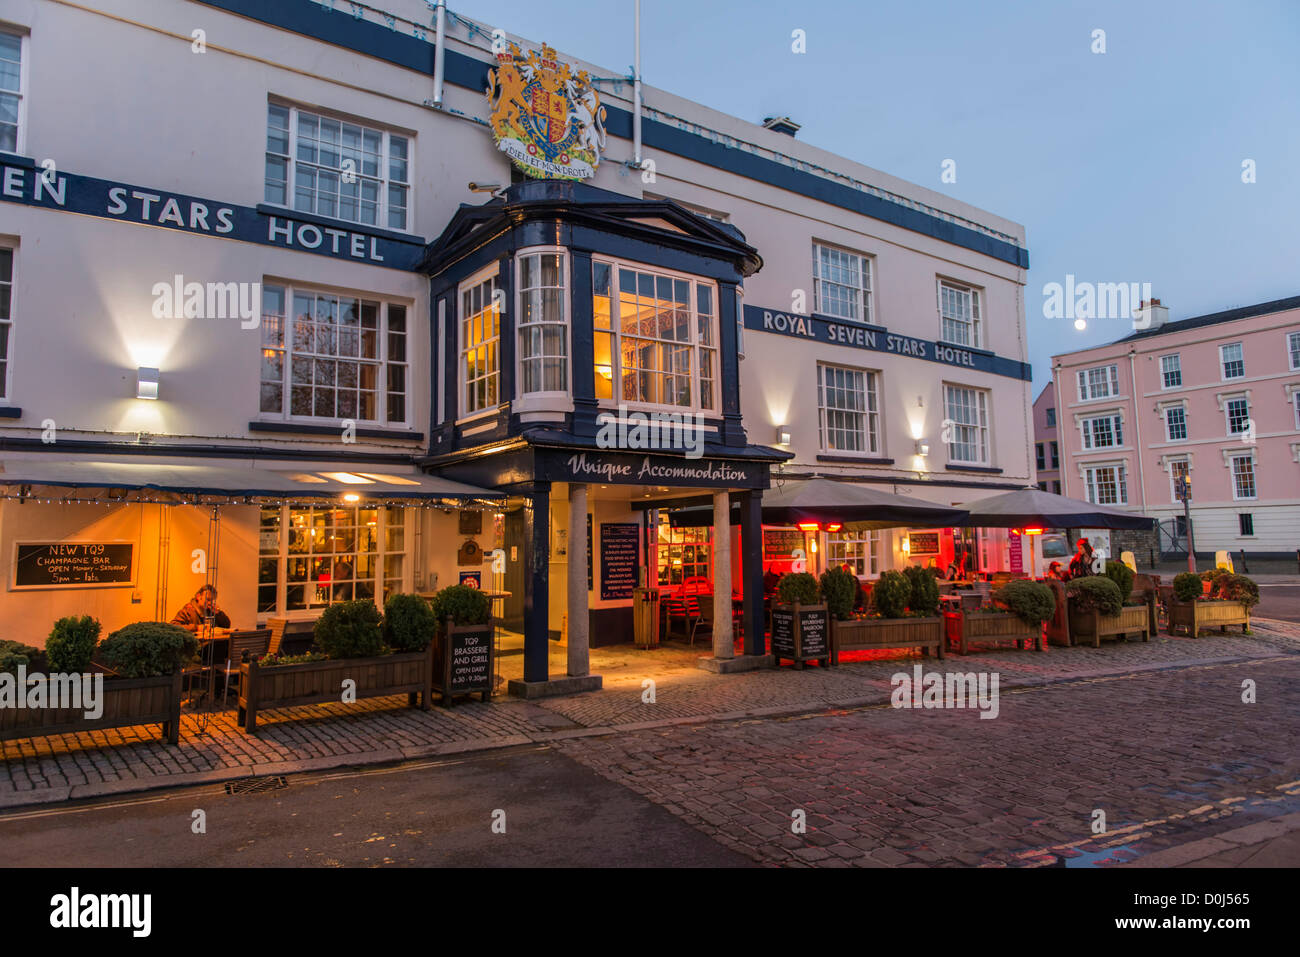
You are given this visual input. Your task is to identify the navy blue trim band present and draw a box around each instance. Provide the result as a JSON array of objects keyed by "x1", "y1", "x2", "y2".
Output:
[{"x1": 248, "y1": 421, "x2": 424, "y2": 441}]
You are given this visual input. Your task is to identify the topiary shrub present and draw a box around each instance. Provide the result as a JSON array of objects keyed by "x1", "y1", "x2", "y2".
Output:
[
  {"x1": 429, "y1": 585, "x2": 492, "y2": 628},
  {"x1": 995, "y1": 579, "x2": 1057, "y2": 627},
  {"x1": 314, "y1": 600, "x2": 384, "y2": 659},
  {"x1": 819, "y1": 567, "x2": 859, "y2": 621},
  {"x1": 903, "y1": 565, "x2": 940, "y2": 617},
  {"x1": 98, "y1": 622, "x2": 198, "y2": 678},
  {"x1": 1216, "y1": 574, "x2": 1260, "y2": 608},
  {"x1": 1103, "y1": 560, "x2": 1134, "y2": 601},
  {"x1": 382, "y1": 593, "x2": 438, "y2": 651},
  {"x1": 872, "y1": 570, "x2": 912, "y2": 619},
  {"x1": 1173, "y1": 571, "x2": 1203, "y2": 603},
  {"x1": 46, "y1": 615, "x2": 101, "y2": 673},
  {"x1": 1066, "y1": 576, "x2": 1123, "y2": 617},
  {"x1": 776, "y1": 572, "x2": 820, "y2": 606},
  {"x1": 0, "y1": 639, "x2": 41, "y2": 675}
]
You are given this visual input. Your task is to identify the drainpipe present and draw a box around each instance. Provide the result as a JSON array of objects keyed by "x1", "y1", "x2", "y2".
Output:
[
  {"x1": 632, "y1": 0, "x2": 642, "y2": 167},
  {"x1": 1053, "y1": 363, "x2": 1067, "y2": 498},
  {"x1": 1128, "y1": 349, "x2": 1147, "y2": 514},
  {"x1": 432, "y1": 0, "x2": 447, "y2": 107}
]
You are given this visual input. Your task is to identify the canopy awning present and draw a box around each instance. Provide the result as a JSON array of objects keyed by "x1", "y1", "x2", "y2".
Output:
[
  {"x1": 664, "y1": 478, "x2": 969, "y2": 529},
  {"x1": 0, "y1": 459, "x2": 502, "y2": 506},
  {"x1": 957, "y1": 487, "x2": 1156, "y2": 530}
]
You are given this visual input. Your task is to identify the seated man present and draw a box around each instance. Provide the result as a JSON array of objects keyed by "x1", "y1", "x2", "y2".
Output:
[{"x1": 171, "y1": 584, "x2": 232, "y2": 632}]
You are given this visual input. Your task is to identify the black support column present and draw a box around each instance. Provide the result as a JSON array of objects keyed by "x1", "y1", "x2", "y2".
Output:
[
  {"x1": 522, "y1": 483, "x2": 550, "y2": 684},
  {"x1": 741, "y1": 489, "x2": 764, "y2": 657}
]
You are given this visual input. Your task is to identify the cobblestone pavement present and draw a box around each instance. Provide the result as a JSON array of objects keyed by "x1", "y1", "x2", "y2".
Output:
[
  {"x1": 1, "y1": 619, "x2": 1296, "y2": 811},
  {"x1": 555, "y1": 653, "x2": 1300, "y2": 867}
]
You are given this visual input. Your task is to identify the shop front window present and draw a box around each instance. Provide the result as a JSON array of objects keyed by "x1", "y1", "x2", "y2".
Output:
[
  {"x1": 257, "y1": 504, "x2": 407, "y2": 613},
  {"x1": 656, "y1": 520, "x2": 712, "y2": 586},
  {"x1": 826, "y1": 530, "x2": 880, "y2": 576}
]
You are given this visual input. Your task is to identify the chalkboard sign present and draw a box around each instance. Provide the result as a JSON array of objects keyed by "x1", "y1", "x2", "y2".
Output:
[
  {"x1": 13, "y1": 542, "x2": 134, "y2": 589},
  {"x1": 599, "y1": 523, "x2": 640, "y2": 601},
  {"x1": 798, "y1": 608, "x2": 828, "y2": 658},
  {"x1": 763, "y1": 528, "x2": 804, "y2": 559},
  {"x1": 434, "y1": 623, "x2": 494, "y2": 704},
  {"x1": 908, "y1": 532, "x2": 940, "y2": 555},
  {"x1": 771, "y1": 607, "x2": 795, "y2": 658},
  {"x1": 586, "y1": 514, "x2": 593, "y2": 591}
]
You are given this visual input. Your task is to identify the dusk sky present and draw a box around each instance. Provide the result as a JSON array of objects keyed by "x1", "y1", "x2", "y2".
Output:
[{"x1": 460, "y1": 0, "x2": 1300, "y2": 394}]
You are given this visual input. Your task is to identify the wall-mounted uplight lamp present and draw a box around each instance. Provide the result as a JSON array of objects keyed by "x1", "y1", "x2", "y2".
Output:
[
  {"x1": 776, "y1": 426, "x2": 792, "y2": 447},
  {"x1": 901, "y1": 536, "x2": 911, "y2": 556},
  {"x1": 914, "y1": 440, "x2": 929, "y2": 456},
  {"x1": 136, "y1": 367, "x2": 160, "y2": 401}
]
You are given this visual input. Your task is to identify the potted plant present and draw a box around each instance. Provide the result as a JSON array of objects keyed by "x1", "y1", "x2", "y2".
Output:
[
  {"x1": 2, "y1": 619, "x2": 188, "y2": 746},
  {"x1": 429, "y1": 585, "x2": 494, "y2": 704},
  {"x1": 1066, "y1": 576, "x2": 1150, "y2": 647},
  {"x1": 1167, "y1": 571, "x2": 1256, "y2": 637},
  {"x1": 771, "y1": 572, "x2": 830, "y2": 668},
  {"x1": 946, "y1": 579, "x2": 1052, "y2": 655},
  {"x1": 828, "y1": 567, "x2": 944, "y2": 663},
  {"x1": 238, "y1": 598, "x2": 435, "y2": 733}
]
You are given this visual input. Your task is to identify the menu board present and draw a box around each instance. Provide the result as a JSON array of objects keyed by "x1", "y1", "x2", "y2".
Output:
[
  {"x1": 770, "y1": 607, "x2": 795, "y2": 658},
  {"x1": 599, "y1": 523, "x2": 640, "y2": 601},
  {"x1": 1009, "y1": 530, "x2": 1023, "y2": 575},
  {"x1": 446, "y1": 626, "x2": 492, "y2": 694},
  {"x1": 798, "y1": 608, "x2": 828, "y2": 658},
  {"x1": 763, "y1": 528, "x2": 804, "y2": 559},
  {"x1": 908, "y1": 532, "x2": 940, "y2": 555},
  {"x1": 13, "y1": 542, "x2": 134, "y2": 589}
]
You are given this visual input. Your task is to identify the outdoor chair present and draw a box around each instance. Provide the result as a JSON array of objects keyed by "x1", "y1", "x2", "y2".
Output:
[
  {"x1": 220, "y1": 628, "x2": 272, "y2": 707},
  {"x1": 692, "y1": 598, "x2": 715, "y2": 647}
]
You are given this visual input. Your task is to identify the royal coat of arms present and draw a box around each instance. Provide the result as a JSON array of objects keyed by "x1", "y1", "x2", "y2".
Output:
[{"x1": 487, "y1": 42, "x2": 606, "y2": 180}]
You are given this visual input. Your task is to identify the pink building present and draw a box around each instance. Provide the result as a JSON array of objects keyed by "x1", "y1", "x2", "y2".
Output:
[
  {"x1": 1051, "y1": 296, "x2": 1300, "y2": 559},
  {"x1": 1032, "y1": 382, "x2": 1061, "y2": 494}
]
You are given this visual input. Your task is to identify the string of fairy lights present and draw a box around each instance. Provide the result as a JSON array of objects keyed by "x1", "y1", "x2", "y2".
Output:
[{"x1": 0, "y1": 492, "x2": 500, "y2": 509}]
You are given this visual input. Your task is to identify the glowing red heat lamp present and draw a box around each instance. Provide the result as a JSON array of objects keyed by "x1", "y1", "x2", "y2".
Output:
[
  {"x1": 825, "y1": 523, "x2": 842, "y2": 533},
  {"x1": 1024, "y1": 527, "x2": 1044, "y2": 535},
  {"x1": 797, "y1": 522, "x2": 820, "y2": 532}
]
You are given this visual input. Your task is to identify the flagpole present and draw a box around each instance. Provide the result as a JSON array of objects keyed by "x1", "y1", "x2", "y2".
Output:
[{"x1": 633, "y1": 0, "x2": 642, "y2": 167}]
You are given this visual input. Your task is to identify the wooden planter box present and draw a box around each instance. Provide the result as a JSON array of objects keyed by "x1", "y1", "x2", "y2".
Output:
[
  {"x1": 830, "y1": 617, "x2": 944, "y2": 664},
  {"x1": 432, "y1": 621, "x2": 494, "y2": 705},
  {"x1": 944, "y1": 610, "x2": 1043, "y2": 655},
  {"x1": 0, "y1": 671, "x2": 182, "y2": 745},
  {"x1": 237, "y1": 645, "x2": 433, "y2": 733},
  {"x1": 771, "y1": 603, "x2": 831, "y2": 669},
  {"x1": 1167, "y1": 599, "x2": 1251, "y2": 638},
  {"x1": 1067, "y1": 601, "x2": 1151, "y2": 648}
]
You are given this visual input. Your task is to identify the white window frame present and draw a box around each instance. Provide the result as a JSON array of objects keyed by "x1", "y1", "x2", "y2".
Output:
[
  {"x1": 265, "y1": 100, "x2": 413, "y2": 232},
  {"x1": 1164, "y1": 404, "x2": 1187, "y2": 442},
  {"x1": 937, "y1": 279, "x2": 982, "y2": 348},
  {"x1": 1294, "y1": 391, "x2": 1300, "y2": 431},
  {"x1": 1229, "y1": 454, "x2": 1257, "y2": 501},
  {"x1": 0, "y1": 27, "x2": 27, "y2": 156},
  {"x1": 1159, "y1": 353, "x2": 1182, "y2": 389},
  {"x1": 514, "y1": 246, "x2": 571, "y2": 399},
  {"x1": 1223, "y1": 396, "x2": 1250, "y2": 437},
  {"x1": 259, "y1": 280, "x2": 409, "y2": 427},
  {"x1": 1167, "y1": 458, "x2": 1190, "y2": 504},
  {"x1": 1083, "y1": 463, "x2": 1128, "y2": 505},
  {"x1": 944, "y1": 384, "x2": 991, "y2": 465},
  {"x1": 1077, "y1": 364, "x2": 1119, "y2": 401},
  {"x1": 826, "y1": 529, "x2": 881, "y2": 577},
  {"x1": 812, "y1": 242, "x2": 873, "y2": 324},
  {"x1": 1288, "y1": 331, "x2": 1300, "y2": 371},
  {"x1": 593, "y1": 255, "x2": 719, "y2": 415},
  {"x1": 1220, "y1": 342, "x2": 1245, "y2": 381},
  {"x1": 1080, "y1": 413, "x2": 1124, "y2": 450},
  {"x1": 0, "y1": 242, "x2": 13, "y2": 403},
  {"x1": 816, "y1": 362, "x2": 880, "y2": 455},
  {"x1": 457, "y1": 263, "x2": 502, "y2": 420}
]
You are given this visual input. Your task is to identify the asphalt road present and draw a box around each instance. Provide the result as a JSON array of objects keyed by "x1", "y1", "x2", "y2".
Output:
[
  {"x1": 0, "y1": 744, "x2": 749, "y2": 868},
  {"x1": 1256, "y1": 585, "x2": 1300, "y2": 623}
]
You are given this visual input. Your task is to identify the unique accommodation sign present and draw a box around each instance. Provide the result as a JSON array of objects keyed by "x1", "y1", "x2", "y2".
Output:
[
  {"x1": 13, "y1": 542, "x2": 134, "y2": 589},
  {"x1": 599, "y1": 523, "x2": 640, "y2": 601}
]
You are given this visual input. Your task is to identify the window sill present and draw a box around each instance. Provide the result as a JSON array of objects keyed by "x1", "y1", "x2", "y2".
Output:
[
  {"x1": 248, "y1": 420, "x2": 423, "y2": 441},
  {"x1": 254, "y1": 203, "x2": 424, "y2": 246},
  {"x1": 816, "y1": 454, "x2": 894, "y2": 465},
  {"x1": 456, "y1": 407, "x2": 504, "y2": 427},
  {"x1": 947, "y1": 463, "x2": 1002, "y2": 474}
]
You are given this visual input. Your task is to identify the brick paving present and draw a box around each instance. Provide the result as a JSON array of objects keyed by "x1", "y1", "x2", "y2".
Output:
[{"x1": 0, "y1": 618, "x2": 1296, "y2": 813}]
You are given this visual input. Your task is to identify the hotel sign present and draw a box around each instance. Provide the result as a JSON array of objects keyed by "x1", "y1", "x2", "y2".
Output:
[
  {"x1": 13, "y1": 542, "x2": 135, "y2": 590},
  {"x1": 0, "y1": 158, "x2": 423, "y2": 270},
  {"x1": 536, "y1": 449, "x2": 767, "y2": 489},
  {"x1": 743, "y1": 304, "x2": 1032, "y2": 381}
]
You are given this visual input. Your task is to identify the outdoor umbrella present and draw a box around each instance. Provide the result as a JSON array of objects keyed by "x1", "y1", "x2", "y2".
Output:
[
  {"x1": 958, "y1": 486, "x2": 1156, "y2": 530},
  {"x1": 665, "y1": 478, "x2": 969, "y2": 528}
]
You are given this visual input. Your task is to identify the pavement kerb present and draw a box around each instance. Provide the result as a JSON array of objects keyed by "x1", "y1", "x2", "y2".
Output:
[
  {"x1": 1122, "y1": 811, "x2": 1300, "y2": 868},
  {"x1": 1, "y1": 643, "x2": 1297, "y2": 813}
]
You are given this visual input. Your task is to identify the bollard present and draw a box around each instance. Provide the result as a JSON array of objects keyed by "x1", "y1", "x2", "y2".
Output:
[{"x1": 1238, "y1": 549, "x2": 1249, "y2": 575}]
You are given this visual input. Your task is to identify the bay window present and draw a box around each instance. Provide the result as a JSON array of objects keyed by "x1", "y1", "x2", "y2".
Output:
[
  {"x1": 516, "y1": 250, "x2": 568, "y2": 394},
  {"x1": 592, "y1": 258, "x2": 717, "y2": 412},
  {"x1": 260, "y1": 283, "x2": 408, "y2": 425},
  {"x1": 459, "y1": 268, "x2": 500, "y2": 416}
]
